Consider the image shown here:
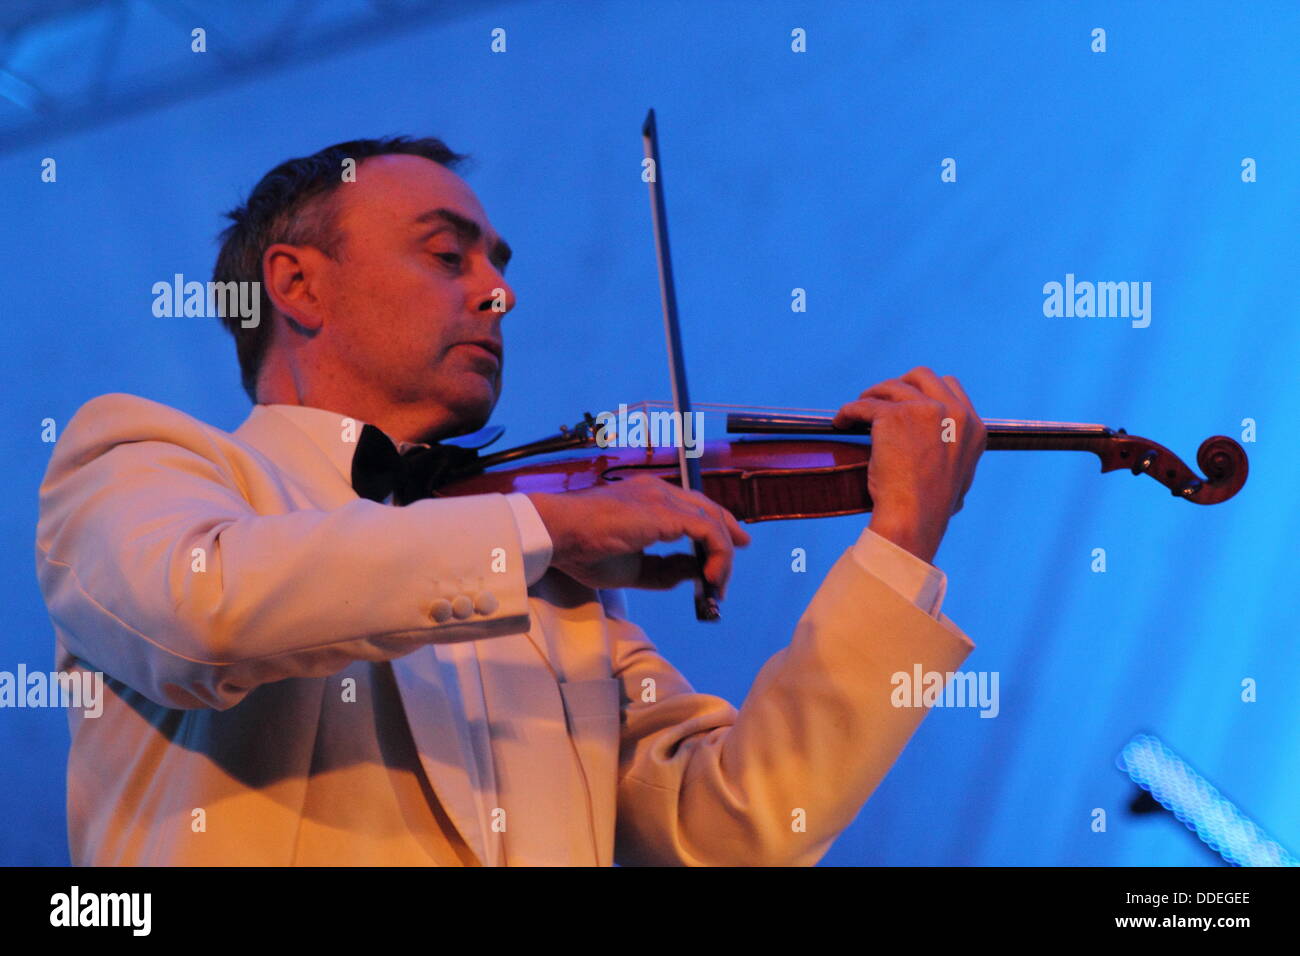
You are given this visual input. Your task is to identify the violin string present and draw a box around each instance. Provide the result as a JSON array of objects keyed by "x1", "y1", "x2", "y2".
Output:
[
  {"x1": 629, "y1": 400, "x2": 841, "y2": 414},
  {"x1": 624, "y1": 400, "x2": 1106, "y2": 431}
]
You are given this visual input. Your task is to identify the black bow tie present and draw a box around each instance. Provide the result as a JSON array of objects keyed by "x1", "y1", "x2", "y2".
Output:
[{"x1": 350, "y1": 423, "x2": 480, "y2": 505}]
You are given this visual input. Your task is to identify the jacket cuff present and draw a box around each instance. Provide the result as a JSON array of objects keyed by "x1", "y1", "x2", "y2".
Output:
[
  {"x1": 851, "y1": 526, "x2": 948, "y2": 617},
  {"x1": 504, "y1": 493, "x2": 553, "y2": 586}
]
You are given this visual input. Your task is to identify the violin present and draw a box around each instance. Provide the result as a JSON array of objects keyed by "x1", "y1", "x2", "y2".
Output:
[
  {"x1": 438, "y1": 405, "x2": 1248, "y2": 517},
  {"x1": 437, "y1": 110, "x2": 1249, "y2": 621}
]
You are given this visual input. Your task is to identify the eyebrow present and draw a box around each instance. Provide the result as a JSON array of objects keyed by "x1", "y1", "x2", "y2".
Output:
[{"x1": 414, "y1": 207, "x2": 512, "y2": 272}]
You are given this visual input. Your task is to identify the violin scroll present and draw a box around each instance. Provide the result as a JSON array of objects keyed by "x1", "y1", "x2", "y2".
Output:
[
  {"x1": 1095, "y1": 432, "x2": 1248, "y2": 505},
  {"x1": 1193, "y1": 435, "x2": 1250, "y2": 504}
]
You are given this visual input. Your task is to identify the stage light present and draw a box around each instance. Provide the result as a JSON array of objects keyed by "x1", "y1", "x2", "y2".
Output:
[{"x1": 1117, "y1": 734, "x2": 1298, "y2": 867}]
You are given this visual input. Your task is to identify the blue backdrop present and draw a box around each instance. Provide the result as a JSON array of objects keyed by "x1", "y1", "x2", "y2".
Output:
[{"x1": 2, "y1": 0, "x2": 1296, "y2": 866}]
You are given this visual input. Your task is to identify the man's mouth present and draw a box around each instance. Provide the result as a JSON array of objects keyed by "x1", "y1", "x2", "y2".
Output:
[{"x1": 456, "y1": 339, "x2": 503, "y2": 368}]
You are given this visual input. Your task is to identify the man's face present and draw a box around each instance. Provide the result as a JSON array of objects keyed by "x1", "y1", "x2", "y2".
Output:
[{"x1": 316, "y1": 154, "x2": 516, "y2": 436}]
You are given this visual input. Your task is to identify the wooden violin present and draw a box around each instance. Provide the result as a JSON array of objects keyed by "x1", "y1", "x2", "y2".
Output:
[
  {"x1": 438, "y1": 405, "x2": 1248, "y2": 518},
  {"x1": 437, "y1": 110, "x2": 1248, "y2": 621}
]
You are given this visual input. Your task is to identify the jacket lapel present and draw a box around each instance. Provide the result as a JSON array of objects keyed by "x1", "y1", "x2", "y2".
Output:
[
  {"x1": 389, "y1": 644, "x2": 495, "y2": 865},
  {"x1": 466, "y1": 571, "x2": 622, "y2": 865},
  {"x1": 473, "y1": 614, "x2": 597, "y2": 865}
]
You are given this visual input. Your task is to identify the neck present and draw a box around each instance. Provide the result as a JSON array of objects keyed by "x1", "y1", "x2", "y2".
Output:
[{"x1": 257, "y1": 354, "x2": 455, "y2": 444}]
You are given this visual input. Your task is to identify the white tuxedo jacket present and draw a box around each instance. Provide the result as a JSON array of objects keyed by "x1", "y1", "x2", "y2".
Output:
[{"x1": 35, "y1": 393, "x2": 974, "y2": 866}]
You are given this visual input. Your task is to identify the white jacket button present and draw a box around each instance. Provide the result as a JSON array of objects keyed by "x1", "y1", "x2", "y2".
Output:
[
  {"x1": 430, "y1": 599, "x2": 454, "y2": 623},
  {"x1": 473, "y1": 592, "x2": 498, "y2": 616},
  {"x1": 451, "y1": 595, "x2": 475, "y2": 620}
]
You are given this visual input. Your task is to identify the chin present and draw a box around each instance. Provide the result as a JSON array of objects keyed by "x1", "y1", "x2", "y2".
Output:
[{"x1": 442, "y1": 385, "x2": 498, "y2": 437}]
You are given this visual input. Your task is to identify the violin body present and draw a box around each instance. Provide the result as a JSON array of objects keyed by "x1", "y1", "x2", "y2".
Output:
[{"x1": 437, "y1": 437, "x2": 878, "y2": 522}]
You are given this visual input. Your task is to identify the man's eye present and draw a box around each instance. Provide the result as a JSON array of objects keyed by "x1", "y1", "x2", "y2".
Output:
[{"x1": 435, "y1": 252, "x2": 463, "y2": 268}]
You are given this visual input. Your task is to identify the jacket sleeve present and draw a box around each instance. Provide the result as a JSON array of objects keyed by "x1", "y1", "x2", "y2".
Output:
[
  {"x1": 35, "y1": 394, "x2": 532, "y2": 711},
  {"x1": 610, "y1": 548, "x2": 975, "y2": 867}
]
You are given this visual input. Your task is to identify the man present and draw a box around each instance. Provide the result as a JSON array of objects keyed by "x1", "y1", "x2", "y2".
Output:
[{"x1": 36, "y1": 137, "x2": 985, "y2": 866}]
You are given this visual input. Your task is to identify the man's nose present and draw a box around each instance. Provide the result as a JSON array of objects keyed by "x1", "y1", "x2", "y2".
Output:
[{"x1": 474, "y1": 267, "x2": 516, "y2": 316}]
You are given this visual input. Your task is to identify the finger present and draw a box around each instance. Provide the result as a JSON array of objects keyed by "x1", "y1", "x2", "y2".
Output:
[
  {"x1": 703, "y1": 499, "x2": 749, "y2": 597},
  {"x1": 635, "y1": 552, "x2": 704, "y2": 590},
  {"x1": 940, "y1": 374, "x2": 985, "y2": 452},
  {"x1": 656, "y1": 487, "x2": 748, "y2": 598},
  {"x1": 941, "y1": 376, "x2": 980, "y2": 429},
  {"x1": 672, "y1": 503, "x2": 735, "y2": 594},
  {"x1": 941, "y1": 374, "x2": 975, "y2": 411},
  {"x1": 692, "y1": 513, "x2": 734, "y2": 593},
  {"x1": 833, "y1": 396, "x2": 894, "y2": 429},
  {"x1": 687, "y1": 491, "x2": 750, "y2": 547},
  {"x1": 900, "y1": 366, "x2": 959, "y2": 405},
  {"x1": 858, "y1": 380, "x2": 928, "y2": 404},
  {"x1": 652, "y1": 485, "x2": 733, "y2": 570},
  {"x1": 718, "y1": 503, "x2": 751, "y2": 547}
]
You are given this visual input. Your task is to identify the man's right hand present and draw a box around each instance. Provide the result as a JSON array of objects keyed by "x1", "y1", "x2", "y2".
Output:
[{"x1": 525, "y1": 476, "x2": 751, "y2": 595}]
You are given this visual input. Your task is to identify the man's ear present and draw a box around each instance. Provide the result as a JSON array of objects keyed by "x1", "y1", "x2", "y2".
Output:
[{"x1": 263, "y1": 243, "x2": 330, "y2": 332}]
